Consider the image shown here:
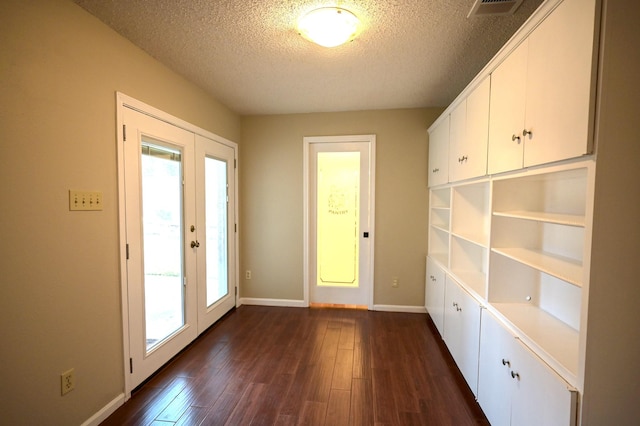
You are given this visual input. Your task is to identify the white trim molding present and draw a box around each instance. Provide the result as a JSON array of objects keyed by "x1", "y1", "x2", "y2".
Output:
[
  {"x1": 373, "y1": 305, "x2": 427, "y2": 314},
  {"x1": 81, "y1": 394, "x2": 125, "y2": 426},
  {"x1": 239, "y1": 298, "x2": 307, "y2": 308}
]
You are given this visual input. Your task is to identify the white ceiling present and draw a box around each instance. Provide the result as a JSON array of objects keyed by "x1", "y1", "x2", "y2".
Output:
[{"x1": 73, "y1": 0, "x2": 543, "y2": 115}]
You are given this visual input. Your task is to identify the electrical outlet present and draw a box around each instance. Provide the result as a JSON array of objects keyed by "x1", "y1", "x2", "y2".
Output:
[
  {"x1": 69, "y1": 190, "x2": 103, "y2": 211},
  {"x1": 245, "y1": 270, "x2": 252, "y2": 280},
  {"x1": 392, "y1": 277, "x2": 399, "y2": 288},
  {"x1": 61, "y1": 368, "x2": 75, "y2": 395}
]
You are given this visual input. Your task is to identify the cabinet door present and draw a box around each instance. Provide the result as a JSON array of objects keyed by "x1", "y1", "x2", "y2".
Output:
[
  {"x1": 487, "y1": 40, "x2": 528, "y2": 175},
  {"x1": 428, "y1": 115, "x2": 450, "y2": 187},
  {"x1": 425, "y1": 257, "x2": 446, "y2": 336},
  {"x1": 449, "y1": 78, "x2": 490, "y2": 183},
  {"x1": 523, "y1": 0, "x2": 597, "y2": 168},
  {"x1": 448, "y1": 100, "x2": 466, "y2": 182},
  {"x1": 510, "y1": 339, "x2": 577, "y2": 426},
  {"x1": 444, "y1": 276, "x2": 481, "y2": 396},
  {"x1": 477, "y1": 311, "x2": 512, "y2": 426}
]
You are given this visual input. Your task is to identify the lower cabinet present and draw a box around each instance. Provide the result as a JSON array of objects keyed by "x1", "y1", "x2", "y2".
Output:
[
  {"x1": 425, "y1": 256, "x2": 446, "y2": 336},
  {"x1": 478, "y1": 311, "x2": 578, "y2": 426},
  {"x1": 443, "y1": 276, "x2": 481, "y2": 396}
]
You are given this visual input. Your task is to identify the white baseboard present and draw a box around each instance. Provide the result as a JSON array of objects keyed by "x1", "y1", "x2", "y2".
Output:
[
  {"x1": 82, "y1": 393, "x2": 125, "y2": 426},
  {"x1": 373, "y1": 304, "x2": 427, "y2": 314},
  {"x1": 239, "y1": 297, "x2": 307, "y2": 308}
]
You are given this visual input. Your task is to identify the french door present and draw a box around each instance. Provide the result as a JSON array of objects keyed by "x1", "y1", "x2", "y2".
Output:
[
  {"x1": 304, "y1": 135, "x2": 375, "y2": 308},
  {"x1": 121, "y1": 104, "x2": 236, "y2": 391}
]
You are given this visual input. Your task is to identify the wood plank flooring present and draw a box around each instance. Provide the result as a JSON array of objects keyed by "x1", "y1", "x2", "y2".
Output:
[{"x1": 101, "y1": 306, "x2": 489, "y2": 425}]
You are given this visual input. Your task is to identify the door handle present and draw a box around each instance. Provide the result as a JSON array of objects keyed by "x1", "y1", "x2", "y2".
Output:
[{"x1": 191, "y1": 240, "x2": 200, "y2": 248}]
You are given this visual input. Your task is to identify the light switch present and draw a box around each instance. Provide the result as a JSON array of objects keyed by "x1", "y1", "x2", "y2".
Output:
[{"x1": 69, "y1": 190, "x2": 103, "y2": 211}]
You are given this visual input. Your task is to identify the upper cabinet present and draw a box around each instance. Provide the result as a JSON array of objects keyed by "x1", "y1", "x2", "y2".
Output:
[
  {"x1": 488, "y1": 0, "x2": 598, "y2": 174},
  {"x1": 449, "y1": 77, "x2": 490, "y2": 182},
  {"x1": 428, "y1": 115, "x2": 450, "y2": 187}
]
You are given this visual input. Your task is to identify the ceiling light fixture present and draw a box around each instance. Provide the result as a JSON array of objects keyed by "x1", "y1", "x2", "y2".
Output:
[{"x1": 297, "y1": 7, "x2": 360, "y2": 48}]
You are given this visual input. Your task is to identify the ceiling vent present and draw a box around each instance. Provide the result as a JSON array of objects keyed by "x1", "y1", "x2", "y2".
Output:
[{"x1": 467, "y1": 0, "x2": 524, "y2": 17}]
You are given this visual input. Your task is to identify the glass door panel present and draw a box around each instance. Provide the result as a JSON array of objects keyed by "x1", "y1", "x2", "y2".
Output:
[
  {"x1": 140, "y1": 143, "x2": 185, "y2": 352},
  {"x1": 205, "y1": 156, "x2": 228, "y2": 307},
  {"x1": 317, "y1": 151, "x2": 360, "y2": 288}
]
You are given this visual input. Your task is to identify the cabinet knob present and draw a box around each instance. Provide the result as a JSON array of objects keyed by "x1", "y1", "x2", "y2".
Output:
[
  {"x1": 190, "y1": 240, "x2": 200, "y2": 248},
  {"x1": 458, "y1": 155, "x2": 468, "y2": 163},
  {"x1": 432, "y1": 168, "x2": 439, "y2": 173},
  {"x1": 522, "y1": 129, "x2": 533, "y2": 138},
  {"x1": 512, "y1": 134, "x2": 521, "y2": 143},
  {"x1": 501, "y1": 358, "x2": 510, "y2": 367},
  {"x1": 511, "y1": 371, "x2": 520, "y2": 380}
]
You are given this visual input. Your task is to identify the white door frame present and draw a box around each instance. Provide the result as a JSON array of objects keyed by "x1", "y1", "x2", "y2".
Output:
[
  {"x1": 116, "y1": 92, "x2": 239, "y2": 398},
  {"x1": 303, "y1": 135, "x2": 376, "y2": 309}
]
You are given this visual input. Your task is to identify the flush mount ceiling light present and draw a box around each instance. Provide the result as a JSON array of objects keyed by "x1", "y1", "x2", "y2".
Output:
[{"x1": 297, "y1": 7, "x2": 360, "y2": 48}]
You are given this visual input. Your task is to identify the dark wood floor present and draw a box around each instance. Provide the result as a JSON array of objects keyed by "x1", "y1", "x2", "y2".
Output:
[{"x1": 101, "y1": 306, "x2": 489, "y2": 425}]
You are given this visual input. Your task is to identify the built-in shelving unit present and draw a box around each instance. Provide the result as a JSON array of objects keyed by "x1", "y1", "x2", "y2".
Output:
[
  {"x1": 450, "y1": 180, "x2": 490, "y2": 298},
  {"x1": 487, "y1": 163, "x2": 591, "y2": 383},
  {"x1": 428, "y1": 188, "x2": 451, "y2": 267}
]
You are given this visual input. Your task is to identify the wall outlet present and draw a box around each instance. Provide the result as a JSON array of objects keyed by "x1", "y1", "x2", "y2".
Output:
[
  {"x1": 61, "y1": 368, "x2": 75, "y2": 395},
  {"x1": 245, "y1": 270, "x2": 252, "y2": 280},
  {"x1": 392, "y1": 277, "x2": 399, "y2": 288}
]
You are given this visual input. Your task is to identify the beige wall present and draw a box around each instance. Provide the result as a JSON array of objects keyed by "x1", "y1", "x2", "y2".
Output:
[
  {"x1": 581, "y1": 0, "x2": 640, "y2": 423},
  {"x1": 240, "y1": 109, "x2": 442, "y2": 306},
  {"x1": 0, "y1": 1, "x2": 240, "y2": 424}
]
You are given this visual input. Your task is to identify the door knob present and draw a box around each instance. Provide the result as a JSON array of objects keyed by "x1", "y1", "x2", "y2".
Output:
[
  {"x1": 522, "y1": 129, "x2": 533, "y2": 138},
  {"x1": 191, "y1": 240, "x2": 200, "y2": 248}
]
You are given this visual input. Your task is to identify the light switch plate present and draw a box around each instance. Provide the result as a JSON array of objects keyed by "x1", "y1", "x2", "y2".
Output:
[{"x1": 69, "y1": 190, "x2": 103, "y2": 211}]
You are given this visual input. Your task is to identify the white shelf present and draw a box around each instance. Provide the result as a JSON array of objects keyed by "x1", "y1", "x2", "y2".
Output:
[
  {"x1": 493, "y1": 210, "x2": 585, "y2": 227},
  {"x1": 491, "y1": 303, "x2": 579, "y2": 385},
  {"x1": 450, "y1": 269, "x2": 486, "y2": 299},
  {"x1": 431, "y1": 224, "x2": 449, "y2": 234},
  {"x1": 451, "y1": 231, "x2": 488, "y2": 248},
  {"x1": 429, "y1": 253, "x2": 449, "y2": 269},
  {"x1": 491, "y1": 247, "x2": 583, "y2": 287}
]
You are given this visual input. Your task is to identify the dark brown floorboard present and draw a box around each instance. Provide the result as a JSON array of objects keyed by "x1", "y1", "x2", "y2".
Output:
[{"x1": 101, "y1": 306, "x2": 489, "y2": 425}]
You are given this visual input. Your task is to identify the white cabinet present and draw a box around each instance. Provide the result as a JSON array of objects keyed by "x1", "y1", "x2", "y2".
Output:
[
  {"x1": 449, "y1": 77, "x2": 490, "y2": 182},
  {"x1": 487, "y1": 40, "x2": 528, "y2": 174},
  {"x1": 428, "y1": 115, "x2": 449, "y2": 187},
  {"x1": 478, "y1": 311, "x2": 578, "y2": 426},
  {"x1": 443, "y1": 276, "x2": 482, "y2": 396},
  {"x1": 425, "y1": 256, "x2": 446, "y2": 336},
  {"x1": 488, "y1": 0, "x2": 598, "y2": 174}
]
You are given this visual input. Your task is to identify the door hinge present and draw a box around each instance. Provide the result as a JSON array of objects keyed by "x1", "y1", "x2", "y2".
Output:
[
  {"x1": 235, "y1": 286, "x2": 238, "y2": 296},
  {"x1": 126, "y1": 243, "x2": 129, "y2": 260},
  {"x1": 234, "y1": 159, "x2": 237, "y2": 169},
  {"x1": 129, "y1": 358, "x2": 133, "y2": 374},
  {"x1": 235, "y1": 223, "x2": 237, "y2": 233},
  {"x1": 123, "y1": 124, "x2": 126, "y2": 142}
]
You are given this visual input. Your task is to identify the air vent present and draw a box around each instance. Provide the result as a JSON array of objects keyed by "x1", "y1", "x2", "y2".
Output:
[{"x1": 467, "y1": 0, "x2": 524, "y2": 17}]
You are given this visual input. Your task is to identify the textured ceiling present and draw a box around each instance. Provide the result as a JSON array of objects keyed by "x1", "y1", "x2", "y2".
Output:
[{"x1": 72, "y1": 0, "x2": 543, "y2": 115}]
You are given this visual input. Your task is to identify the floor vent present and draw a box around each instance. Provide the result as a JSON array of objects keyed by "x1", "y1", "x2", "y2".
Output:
[{"x1": 467, "y1": 0, "x2": 524, "y2": 17}]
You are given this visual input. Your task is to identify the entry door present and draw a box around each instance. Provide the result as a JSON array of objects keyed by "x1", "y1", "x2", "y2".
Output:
[
  {"x1": 195, "y1": 134, "x2": 236, "y2": 333},
  {"x1": 123, "y1": 107, "x2": 198, "y2": 389},
  {"x1": 305, "y1": 135, "x2": 376, "y2": 307},
  {"x1": 122, "y1": 107, "x2": 237, "y2": 390}
]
